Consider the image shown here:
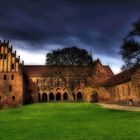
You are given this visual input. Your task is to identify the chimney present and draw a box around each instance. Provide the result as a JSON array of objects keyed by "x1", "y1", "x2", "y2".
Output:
[
  {"x1": 18, "y1": 55, "x2": 20, "y2": 61},
  {"x1": 7, "y1": 40, "x2": 9, "y2": 46},
  {"x1": 15, "y1": 50, "x2": 16, "y2": 56},
  {"x1": 22, "y1": 60, "x2": 24, "y2": 65},
  {"x1": 11, "y1": 45, "x2": 13, "y2": 51}
]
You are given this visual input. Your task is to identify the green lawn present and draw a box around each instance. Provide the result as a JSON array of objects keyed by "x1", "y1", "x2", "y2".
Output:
[{"x1": 0, "y1": 103, "x2": 140, "y2": 140}]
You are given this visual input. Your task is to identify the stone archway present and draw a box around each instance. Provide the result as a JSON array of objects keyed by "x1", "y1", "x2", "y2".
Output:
[
  {"x1": 38, "y1": 93, "x2": 41, "y2": 102},
  {"x1": 92, "y1": 92, "x2": 98, "y2": 102},
  {"x1": 77, "y1": 92, "x2": 82, "y2": 101},
  {"x1": 73, "y1": 93, "x2": 75, "y2": 100},
  {"x1": 49, "y1": 92, "x2": 54, "y2": 101},
  {"x1": 63, "y1": 92, "x2": 68, "y2": 101},
  {"x1": 56, "y1": 92, "x2": 61, "y2": 101},
  {"x1": 42, "y1": 93, "x2": 48, "y2": 102}
]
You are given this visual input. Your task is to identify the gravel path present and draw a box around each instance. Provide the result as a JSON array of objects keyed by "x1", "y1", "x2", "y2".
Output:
[{"x1": 98, "y1": 103, "x2": 140, "y2": 112}]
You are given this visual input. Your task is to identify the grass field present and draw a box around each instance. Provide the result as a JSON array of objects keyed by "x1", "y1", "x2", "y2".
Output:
[{"x1": 0, "y1": 102, "x2": 140, "y2": 140}]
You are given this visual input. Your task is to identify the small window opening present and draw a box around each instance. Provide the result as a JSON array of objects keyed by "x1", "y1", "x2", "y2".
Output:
[
  {"x1": 12, "y1": 96, "x2": 15, "y2": 100},
  {"x1": 4, "y1": 74, "x2": 6, "y2": 80},
  {"x1": 11, "y1": 64, "x2": 14, "y2": 70},
  {"x1": 0, "y1": 54, "x2": 3, "y2": 59},
  {"x1": 4, "y1": 54, "x2": 6, "y2": 59},
  {"x1": 11, "y1": 74, "x2": 14, "y2": 80},
  {"x1": 10, "y1": 85, "x2": 12, "y2": 92}
]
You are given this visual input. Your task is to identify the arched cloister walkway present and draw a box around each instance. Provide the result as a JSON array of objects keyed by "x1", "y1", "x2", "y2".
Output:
[
  {"x1": 38, "y1": 93, "x2": 41, "y2": 102},
  {"x1": 56, "y1": 92, "x2": 61, "y2": 101},
  {"x1": 49, "y1": 92, "x2": 54, "y2": 101},
  {"x1": 63, "y1": 92, "x2": 68, "y2": 101},
  {"x1": 77, "y1": 92, "x2": 82, "y2": 101},
  {"x1": 42, "y1": 93, "x2": 48, "y2": 102}
]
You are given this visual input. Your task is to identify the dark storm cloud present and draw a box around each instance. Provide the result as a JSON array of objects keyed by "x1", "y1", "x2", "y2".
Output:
[{"x1": 0, "y1": 0, "x2": 140, "y2": 57}]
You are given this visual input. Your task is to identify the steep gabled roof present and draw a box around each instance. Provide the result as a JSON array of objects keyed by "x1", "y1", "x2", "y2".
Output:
[
  {"x1": 23, "y1": 65, "x2": 94, "y2": 77},
  {"x1": 23, "y1": 65, "x2": 46, "y2": 77},
  {"x1": 23, "y1": 59, "x2": 114, "y2": 78},
  {"x1": 102, "y1": 67, "x2": 136, "y2": 86},
  {"x1": 93, "y1": 59, "x2": 114, "y2": 76},
  {"x1": 103, "y1": 65, "x2": 114, "y2": 77}
]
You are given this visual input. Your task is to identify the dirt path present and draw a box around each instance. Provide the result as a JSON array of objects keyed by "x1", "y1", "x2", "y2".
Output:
[{"x1": 98, "y1": 103, "x2": 140, "y2": 112}]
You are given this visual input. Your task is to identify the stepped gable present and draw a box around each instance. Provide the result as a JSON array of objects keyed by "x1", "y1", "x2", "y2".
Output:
[
  {"x1": 0, "y1": 40, "x2": 23, "y2": 72},
  {"x1": 0, "y1": 40, "x2": 24, "y2": 107}
]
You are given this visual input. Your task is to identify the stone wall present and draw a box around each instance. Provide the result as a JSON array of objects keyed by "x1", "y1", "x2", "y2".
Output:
[
  {"x1": 104, "y1": 66, "x2": 140, "y2": 106},
  {"x1": 0, "y1": 41, "x2": 24, "y2": 107},
  {"x1": 24, "y1": 60, "x2": 114, "y2": 103}
]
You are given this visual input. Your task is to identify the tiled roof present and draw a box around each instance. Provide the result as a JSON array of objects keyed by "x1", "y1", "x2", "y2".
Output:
[
  {"x1": 23, "y1": 65, "x2": 94, "y2": 77},
  {"x1": 103, "y1": 65, "x2": 114, "y2": 77},
  {"x1": 23, "y1": 59, "x2": 114, "y2": 78},
  {"x1": 23, "y1": 65, "x2": 46, "y2": 77},
  {"x1": 23, "y1": 64, "x2": 114, "y2": 78},
  {"x1": 102, "y1": 67, "x2": 137, "y2": 87}
]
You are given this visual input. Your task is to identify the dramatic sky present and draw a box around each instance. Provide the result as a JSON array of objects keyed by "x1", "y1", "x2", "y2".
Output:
[{"x1": 0, "y1": 0, "x2": 140, "y2": 74}]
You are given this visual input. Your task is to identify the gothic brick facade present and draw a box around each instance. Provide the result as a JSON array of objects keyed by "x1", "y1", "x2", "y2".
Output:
[
  {"x1": 0, "y1": 41, "x2": 24, "y2": 107},
  {"x1": 23, "y1": 61, "x2": 113, "y2": 103},
  {"x1": 0, "y1": 40, "x2": 140, "y2": 107}
]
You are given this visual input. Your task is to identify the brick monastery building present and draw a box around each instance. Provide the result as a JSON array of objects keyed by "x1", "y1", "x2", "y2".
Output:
[{"x1": 0, "y1": 40, "x2": 140, "y2": 107}]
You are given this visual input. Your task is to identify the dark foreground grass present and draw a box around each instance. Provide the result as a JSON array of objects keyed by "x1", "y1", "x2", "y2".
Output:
[{"x1": 0, "y1": 103, "x2": 140, "y2": 140}]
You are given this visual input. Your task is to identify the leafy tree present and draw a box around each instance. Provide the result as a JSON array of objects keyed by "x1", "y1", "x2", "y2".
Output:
[
  {"x1": 46, "y1": 47, "x2": 93, "y2": 66},
  {"x1": 46, "y1": 46, "x2": 94, "y2": 100},
  {"x1": 120, "y1": 18, "x2": 140, "y2": 70}
]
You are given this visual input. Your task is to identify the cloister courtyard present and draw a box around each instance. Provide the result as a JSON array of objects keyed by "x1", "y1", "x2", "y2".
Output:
[{"x1": 0, "y1": 102, "x2": 140, "y2": 140}]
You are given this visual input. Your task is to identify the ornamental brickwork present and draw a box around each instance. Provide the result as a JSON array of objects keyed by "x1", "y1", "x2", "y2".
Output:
[
  {"x1": 0, "y1": 40, "x2": 139, "y2": 107},
  {"x1": 0, "y1": 41, "x2": 24, "y2": 107}
]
